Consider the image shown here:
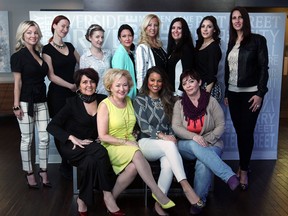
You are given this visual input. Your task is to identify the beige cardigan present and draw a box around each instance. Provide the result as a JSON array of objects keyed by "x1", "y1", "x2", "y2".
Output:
[{"x1": 172, "y1": 96, "x2": 225, "y2": 149}]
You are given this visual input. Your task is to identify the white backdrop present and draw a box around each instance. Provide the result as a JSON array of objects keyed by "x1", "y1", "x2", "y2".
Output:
[{"x1": 30, "y1": 11, "x2": 286, "y2": 162}]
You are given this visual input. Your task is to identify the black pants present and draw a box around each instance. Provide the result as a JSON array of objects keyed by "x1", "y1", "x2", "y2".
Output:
[
  {"x1": 228, "y1": 91, "x2": 261, "y2": 171},
  {"x1": 61, "y1": 141, "x2": 116, "y2": 206}
]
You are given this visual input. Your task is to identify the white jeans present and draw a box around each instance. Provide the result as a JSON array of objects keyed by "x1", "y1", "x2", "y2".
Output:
[
  {"x1": 17, "y1": 102, "x2": 50, "y2": 172},
  {"x1": 138, "y1": 138, "x2": 186, "y2": 194}
]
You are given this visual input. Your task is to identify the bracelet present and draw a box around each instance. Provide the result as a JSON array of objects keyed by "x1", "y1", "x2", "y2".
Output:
[
  {"x1": 12, "y1": 105, "x2": 21, "y2": 111},
  {"x1": 156, "y1": 131, "x2": 163, "y2": 139}
]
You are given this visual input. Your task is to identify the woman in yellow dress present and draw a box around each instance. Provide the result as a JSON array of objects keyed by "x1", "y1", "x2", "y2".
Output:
[{"x1": 97, "y1": 69, "x2": 175, "y2": 211}]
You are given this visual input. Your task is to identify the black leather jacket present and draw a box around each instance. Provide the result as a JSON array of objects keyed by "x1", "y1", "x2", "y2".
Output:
[{"x1": 225, "y1": 33, "x2": 269, "y2": 97}]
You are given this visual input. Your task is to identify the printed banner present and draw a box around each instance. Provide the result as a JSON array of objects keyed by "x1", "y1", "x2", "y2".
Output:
[{"x1": 30, "y1": 11, "x2": 285, "y2": 162}]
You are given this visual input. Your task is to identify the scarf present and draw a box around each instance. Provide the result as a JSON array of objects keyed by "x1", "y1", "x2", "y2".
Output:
[
  {"x1": 76, "y1": 90, "x2": 97, "y2": 103},
  {"x1": 181, "y1": 89, "x2": 210, "y2": 128}
]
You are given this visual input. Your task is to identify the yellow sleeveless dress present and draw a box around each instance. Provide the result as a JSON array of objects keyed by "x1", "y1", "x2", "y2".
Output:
[{"x1": 100, "y1": 97, "x2": 139, "y2": 174}]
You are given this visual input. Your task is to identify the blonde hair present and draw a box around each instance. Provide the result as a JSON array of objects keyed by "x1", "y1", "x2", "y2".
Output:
[
  {"x1": 15, "y1": 21, "x2": 43, "y2": 52},
  {"x1": 138, "y1": 14, "x2": 162, "y2": 48},
  {"x1": 103, "y1": 69, "x2": 134, "y2": 95}
]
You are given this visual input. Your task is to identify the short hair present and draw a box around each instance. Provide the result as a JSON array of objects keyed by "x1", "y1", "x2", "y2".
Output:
[
  {"x1": 103, "y1": 69, "x2": 133, "y2": 95},
  {"x1": 179, "y1": 69, "x2": 202, "y2": 91},
  {"x1": 138, "y1": 14, "x2": 162, "y2": 47},
  {"x1": 15, "y1": 20, "x2": 43, "y2": 52},
  {"x1": 49, "y1": 15, "x2": 70, "y2": 42},
  {"x1": 85, "y1": 24, "x2": 105, "y2": 42},
  {"x1": 117, "y1": 24, "x2": 135, "y2": 51},
  {"x1": 195, "y1": 16, "x2": 221, "y2": 49},
  {"x1": 74, "y1": 68, "x2": 100, "y2": 88}
]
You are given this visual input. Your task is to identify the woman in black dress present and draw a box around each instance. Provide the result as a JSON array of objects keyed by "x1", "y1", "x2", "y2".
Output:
[
  {"x1": 47, "y1": 68, "x2": 124, "y2": 216},
  {"x1": 43, "y1": 15, "x2": 80, "y2": 179}
]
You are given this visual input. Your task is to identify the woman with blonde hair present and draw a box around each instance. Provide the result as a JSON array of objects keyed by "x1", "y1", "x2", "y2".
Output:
[
  {"x1": 97, "y1": 69, "x2": 175, "y2": 212},
  {"x1": 136, "y1": 14, "x2": 167, "y2": 89},
  {"x1": 11, "y1": 20, "x2": 51, "y2": 189}
]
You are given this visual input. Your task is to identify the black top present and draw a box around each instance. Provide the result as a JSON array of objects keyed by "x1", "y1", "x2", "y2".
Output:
[
  {"x1": 46, "y1": 94, "x2": 106, "y2": 144},
  {"x1": 10, "y1": 47, "x2": 48, "y2": 116},
  {"x1": 167, "y1": 44, "x2": 194, "y2": 91},
  {"x1": 195, "y1": 41, "x2": 222, "y2": 85},
  {"x1": 42, "y1": 42, "x2": 77, "y2": 97},
  {"x1": 151, "y1": 47, "x2": 168, "y2": 71}
]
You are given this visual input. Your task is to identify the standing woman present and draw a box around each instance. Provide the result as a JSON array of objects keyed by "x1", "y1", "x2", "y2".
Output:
[
  {"x1": 42, "y1": 15, "x2": 80, "y2": 180},
  {"x1": 167, "y1": 17, "x2": 195, "y2": 96},
  {"x1": 11, "y1": 21, "x2": 51, "y2": 188},
  {"x1": 97, "y1": 69, "x2": 175, "y2": 210},
  {"x1": 136, "y1": 14, "x2": 167, "y2": 89},
  {"x1": 112, "y1": 24, "x2": 137, "y2": 99},
  {"x1": 195, "y1": 16, "x2": 222, "y2": 102},
  {"x1": 134, "y1": 66, "x2": 204, "y2": 215},
  {"x1": 224, "y1": 6, "x2": 269, "y2": 190},
  {"x1": 80, "y1": 24, "x2": 111, "y2": 95}
]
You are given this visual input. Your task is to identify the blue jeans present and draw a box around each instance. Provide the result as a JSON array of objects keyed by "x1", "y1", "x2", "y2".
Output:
[{"x1": 178, "y1": 139, "x2": 235, "y2": 202}]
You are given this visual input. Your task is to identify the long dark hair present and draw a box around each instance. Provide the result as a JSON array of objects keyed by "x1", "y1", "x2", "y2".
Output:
[
  {"x1": 167, "y1": 17, "x2": 194, "y2": 57},
  {"x1": 140, "y1": 66, "x2": 176, "y2": 122},
  {"x1": 228, "y1": 6, "x2": 252, "y2": 46},
  {"x1": 195, "y1": 16, "x2": 221, "y2": 50}
]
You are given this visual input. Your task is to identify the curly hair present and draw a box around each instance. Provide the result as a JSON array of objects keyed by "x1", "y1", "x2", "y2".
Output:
[{"x1": 103, "y1": 69, "x2": 134, "y2": 95}]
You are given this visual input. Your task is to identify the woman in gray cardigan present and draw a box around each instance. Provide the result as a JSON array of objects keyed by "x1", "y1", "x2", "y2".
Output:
[{"x1": 172, "y1": 69, "x2": 239, "y2": 213}]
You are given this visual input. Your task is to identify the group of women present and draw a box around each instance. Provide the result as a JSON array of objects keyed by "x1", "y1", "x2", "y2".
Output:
[{"x1": 11, "y1": 6, "x2": 269, "y2": 216}]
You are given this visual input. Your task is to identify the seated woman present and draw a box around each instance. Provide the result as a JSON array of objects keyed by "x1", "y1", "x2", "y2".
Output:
[
  {"x1": 133, "y1": 66, "x2": 204, "y2": 215},
  {"x1": 47, "y1": 68, "x2": 123, "y2": 216},
  {"x1": 172, "y1": 69, "x2": 239, "y2": 213},
  {"x1": 97, "y1": 69, "x2": 175, "y2": 211}
]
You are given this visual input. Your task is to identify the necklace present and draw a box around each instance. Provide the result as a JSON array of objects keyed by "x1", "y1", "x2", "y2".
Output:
[{"x1": 52, "y1": 40, "x2": 66, "y2": 49}]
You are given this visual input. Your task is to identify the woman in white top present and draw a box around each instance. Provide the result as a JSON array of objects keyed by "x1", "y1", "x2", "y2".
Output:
[
  {"x1": 136, "y1": 14, "x2": 167, "y2": 89},
  {"x1": 80, "y1": 24, "x2": 111, "y2": 95}
]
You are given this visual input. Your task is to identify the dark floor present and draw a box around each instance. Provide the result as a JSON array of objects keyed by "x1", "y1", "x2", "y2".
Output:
[{"x1": 0, "y1": 116, "x2": 287, "y2": 216}]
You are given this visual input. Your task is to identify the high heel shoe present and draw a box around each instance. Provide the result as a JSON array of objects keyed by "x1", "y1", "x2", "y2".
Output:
[
  {"x1": 107, "y1": 209, "x2": 126, "y2": 216},
  {"x1": 78, "y1": 211, "x2": 87, "y2": 216},
  {"x1": 152, "y1": 193, "x2": 175, "y2": 209},
  {"x1": 103, "y1": 199, "x2": 126, "y2": 216},
  {"x1": 239, "y1": 170, "x2": 249, "y2": 191},
  {"x1": 189, "y1": 199, "x2": 205, "y2": 215},
  {"x1": 25, "y1": 172, "x2": 39, "y2": 189},
  {"x1": 38, "y1": 169, "x2": 52, "y2": 188}
]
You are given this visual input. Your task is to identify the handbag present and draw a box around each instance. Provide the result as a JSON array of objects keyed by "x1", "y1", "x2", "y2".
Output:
[{"x1": 202, "y1": 81, "x2": 223, "y2": 103}]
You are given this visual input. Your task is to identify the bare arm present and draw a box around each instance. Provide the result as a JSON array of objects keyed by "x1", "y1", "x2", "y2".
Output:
[
  {"x1": 42, "y1": 53, "x2": 76, "y2": 92},
  {"x1": 97, "y1": 101, "x2": 137, "y2": 146}
]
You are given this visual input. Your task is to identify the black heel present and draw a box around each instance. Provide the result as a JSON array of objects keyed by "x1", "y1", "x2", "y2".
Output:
[
  {"x1": 25, "y1": 172, "x2": 39, "y2": 189},
  {"x1": 38, "y1": 169, "x2": 52, "y2": 188}
]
